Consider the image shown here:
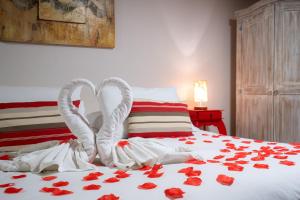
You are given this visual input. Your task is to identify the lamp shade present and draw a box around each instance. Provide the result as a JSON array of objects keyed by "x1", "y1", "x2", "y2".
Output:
[{"x1": 194, "y1": 80, "x2": 208, "y2": 103}]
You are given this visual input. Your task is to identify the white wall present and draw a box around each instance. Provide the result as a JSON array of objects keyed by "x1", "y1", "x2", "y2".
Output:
[{"x1": 0, "y1": 0, "x2": 255, "y2": 134}]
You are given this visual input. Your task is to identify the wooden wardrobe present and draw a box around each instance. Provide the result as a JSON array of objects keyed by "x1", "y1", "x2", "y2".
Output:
[{"x1": 235, "y1": 0, "x2": 300, "y2": 142}]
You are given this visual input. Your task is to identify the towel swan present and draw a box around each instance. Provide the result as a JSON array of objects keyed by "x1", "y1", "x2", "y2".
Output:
[{"x1": 96, "y1": 78, "x2": 202, "y2": 170}]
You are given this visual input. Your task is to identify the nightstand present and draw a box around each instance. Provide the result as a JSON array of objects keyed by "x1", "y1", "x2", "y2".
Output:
[{"x1": 189, "y1": 109, "x2": 227, "y2": 135}]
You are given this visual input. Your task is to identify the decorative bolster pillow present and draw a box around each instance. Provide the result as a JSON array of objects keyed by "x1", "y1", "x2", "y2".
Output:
[
  {"x1": 0, "y1": 100, "x2": 79, "y2": 148},
  {"x1": 127, "y1": 101, "x2": 193, "y2": 138}
]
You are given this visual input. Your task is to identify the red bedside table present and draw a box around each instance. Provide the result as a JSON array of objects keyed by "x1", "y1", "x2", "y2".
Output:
[{"x1": 189, "y1": 109, "x2": 227, "y2": 135}]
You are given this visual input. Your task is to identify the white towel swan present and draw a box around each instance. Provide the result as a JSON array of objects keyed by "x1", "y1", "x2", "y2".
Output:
[
  {"x1": 96, "y1": 77, "x2": 202, "y2": 170},
  {"x1": 0, "y1": 79, "x2": 99, "y2": 172}
]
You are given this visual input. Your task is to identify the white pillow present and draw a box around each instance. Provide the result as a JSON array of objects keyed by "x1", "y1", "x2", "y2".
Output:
[{"x1": 99, "y1": 86, "x2": 181, "y2": 139}]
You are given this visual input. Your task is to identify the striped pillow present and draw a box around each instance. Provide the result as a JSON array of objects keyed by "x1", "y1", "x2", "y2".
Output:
[
  {"x1": 0, "y1": 101, "x2": 79, "y2": 148},
  {"x1": 127, "y1": 101, "x2": 193, "y2": 138}
]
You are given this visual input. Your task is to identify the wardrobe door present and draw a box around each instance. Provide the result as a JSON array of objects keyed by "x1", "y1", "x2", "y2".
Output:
[
  {"x1": 236, "y1": 5, "x2": 274, "y2": 140},
  {"x1": 274, "y1": 1, "x2": 300, "y2": 142}
]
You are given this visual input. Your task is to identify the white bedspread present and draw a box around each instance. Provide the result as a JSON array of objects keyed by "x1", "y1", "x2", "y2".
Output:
[{"x1": 1, "y1": 129, "x2": 300, "y2": 200}]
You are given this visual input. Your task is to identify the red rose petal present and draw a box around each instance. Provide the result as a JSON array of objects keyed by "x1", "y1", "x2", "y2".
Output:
[
  {"x1": 117, "y1": 140, "x2": 129, "y2": 148},
  {"x1": 52, "y1": 189, "x2": 73, "y2": 196},
  {"x1": 178, "y1": 167, "x2": 194, "y2": 174},
  {"x1": 251, "y1": 156, "x2": 265, "y2": 161},
  {"x1": 114, "y1": 170, "x2": 126, "y2": 175},
  {"x1": 213, "y1": 155, "x2": 225, "y2": 160},
  {"x1": 83, "y1": 184, "x2": 101, "y2": 190},
  {"x1": 0, "y1": 183, "x2": 14, "y2": 188},
  {"x1": 90, "y1": 172, "x2": 104, "y2": 177},
  {"x1": 228, "y1": 164, "x2": 244, "y2": 172},
  {"x1": 185, "y1": 141, "x2": 194, "y2": 145},
  {"x1": 178, "y1": 138, "x2": 187, "y2": 141},
  {"x1": 220, "y1": 149, "x2": 231, "y2": 153},
  {"x1": 279, "y1": 160, "x2": 295, "y2": 166},
  {"x1": 253, "y1": 163, "x2": 269, "y2": 169},
  {"x1": 97, "y1": 194, "x2": 120, "y2": 200},
  {"x1": 4, "y1": 187, "x2": 23, "y2": 194},
  {"x1": 138, "y1": 182, "x2": 157, "y2": 190},
  {"x1": 12, "y1": 174, "x2": 26, "y2": 179},
  {"x1": 152, "y1": 164, "x2": 163, "y2": 171},
  {"x1": 116, "y1": 173, "x2": 130, "y2": 179},
  {"x1": 185, "y1": 169, "x2": 201, "y2": 177},
  {"x1": 235, "y1": 160, "x2": 249, "y2": 165},
  {"x1": 40, "y1": 187, "x2": 60, "y2": 193},
  {"x1": 83, "y1": 172, "x2": 103, "y2": 181},
  {"x1": 185, "y1": 158, "x2": 206, "y2": 165},
  {"x1": 104, "y1": 177, "x2": 120, "y2": 183},
  {"x1": 273, "y1": 155, "x2": 288, "y2": 160},
  {"x1": 216, "y1": 174, "x2": 234, "y2": 186},
  {"x1": 42, "y1": 176, "x2": 57, "y2": 181},
  {"x1": 138, "y1": 166, "x2": 152, "y2": 171},
  {"x1": 0, "y1": 154, "x2": 10, "y2": 160},
  {"x1": 184, "y1": 177, "x2": 202, "y2": 186},
  {"x1": 164, "y1": 188, "x2": 185, "y2": 199},
  {"x1": 207, "y1": 160, "x2": 220, "y2": 163},
  {"x1": 53, "y1": 181, "x2": 69, "y2": 187},
  {"x1": 147, "y1": 171, "x2": 164, "y2": 178}
]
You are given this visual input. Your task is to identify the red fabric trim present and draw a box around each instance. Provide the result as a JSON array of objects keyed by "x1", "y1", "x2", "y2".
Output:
[
  {"x1": 0, "y1": 128, "x2": 72, "y2": 138},
  {"x1": 131, "y1": 107, "x2": 187, "y2": 112},
  {"x1": 0, "y1": 135, "x2": 76, "y2": 147},
  {"x1": 128, "y1": 132, "x2": 193, "y2": 138},
  {"x1": 133, "y1": 101, "x2": 187, "y2": 107},
  {"x1": 0, "y1": 100, "x2": 80, "y2": 109}
]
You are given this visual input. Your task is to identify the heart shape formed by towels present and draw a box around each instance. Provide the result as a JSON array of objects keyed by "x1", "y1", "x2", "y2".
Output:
[{"x1": 58, "y1": 79, "x2": 101, "y2": 163}]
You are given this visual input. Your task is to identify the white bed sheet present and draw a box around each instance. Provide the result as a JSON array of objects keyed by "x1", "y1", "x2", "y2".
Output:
[{"x1": 1, "y1": 129, "x2": 300, "y2": 200}]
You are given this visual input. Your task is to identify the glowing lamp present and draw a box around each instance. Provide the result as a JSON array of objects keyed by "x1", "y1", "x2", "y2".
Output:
[{"x1": 194, "y1": 80, "x2": 208, "y2": 110}]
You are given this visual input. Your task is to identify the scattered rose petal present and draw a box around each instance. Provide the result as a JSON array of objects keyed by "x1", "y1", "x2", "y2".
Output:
[
  {"x1": 228, "y1": 164, "x2": 244, "y2": 172},
  {"x1": 184, "y1": 177, "x2": 202, "y2": 186},
  {"x1": 147, "y1": 171, "x2": 164, "y2": 178},
  {"x1": 52, "y1": 189, "x2": 73, "y2": 196},
  {"x1": 138, "y1": 182, "x2": 157, "y2": 190},
  {"x1": 0, "y1": 183, "x2": 14, "y2": 188},
  {"x1": 279, "y1": 160, "x2": 295, "y2": 166},
  {"x1": 83, "y1": 184, "x2": 101, "y2": 190},
  {"x1": 42, "y1": 176, "x2": 57, "y2": 181},
  {"x1": 216, "y1": 174, "x2": 234, "y2": 186},
  {"x1": 185, "y1": 158, "x2": 206, "y2": 165},
  {"x1": 117, "y1": 140, "x2": 129, "y2": 148},
  {"x1": 235, "y1": 160, "x2": 249, "y2": 165},
  {"x1": 138, "y1": 166, "x2": 152, "y2": 171},
  {"x1": 253, "y1": 163, "x2": 269, "y2": 169},
  {"x1": 12, "y1": 174, "x2": 26, "y2": 179},
  {"x1": 104, "y1": 177, "x2": 120, "y2": 183},
  {"x1": 114, "y1": 170, "x2": 126, "y2": 175},
  {"x1": 273, "y1": 155, "x2": 288, "y2": 160},
  {"x1": 207, "y1": 160, "x2": 220, "y2": 163},
  {"x1": 178, "y1": 138, "x2": 187, "y2": 141},
  {"x1": 0, "y1": 154, "x2": 10, "y2": 160},
  {"x1": 83, "y1": 172, "x2": 103, "y2": 181},
  {"x1": 116, "y1": 173, "x2": 130, "y2": 179},
  {"x1": 185, "y1": 141, "x2": 194, "y2": 145},
  {"x1": 164, "y1": 188, "x2": 185, "y2": 199},
  {"x1": 40, "y1": 187, "x2": 60, "y2": 193},
  {"x1": 220, "y1": 149, "x2": 231, "y2": 153},
  {"x1": 152, "y1": 164, "x2": 163, "y2": 171},
  {"x1": 213, "y1": 155, "x2": 225, "y2": 160},
  {"x1": 185, "y1": 169, "x2": 201, "y2": 177},
  {"x1": 4, "y1": 187, "x2": 23, "y2": 194},
  {"x1": 53, "y1": 181, "x2": 69, "y2": 187},
  {"x1": 177, "y1": 167, "x2": 193, "y2": 174},
  {"x1": 251, "y1": 156, "x2": 265, "y2": 161},
  {"x1": 97, "y1": 194, "x2": 119, "y2": 200}
]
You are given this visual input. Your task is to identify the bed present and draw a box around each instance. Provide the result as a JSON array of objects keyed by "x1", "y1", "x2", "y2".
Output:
[{"x1": 1, "y1": 127, "x2": 300, "y2": 200}]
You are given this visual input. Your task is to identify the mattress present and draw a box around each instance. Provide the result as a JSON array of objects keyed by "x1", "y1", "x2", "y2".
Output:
[{"x1": 1, "y1": 129, "x2": 300, "y2": 200}]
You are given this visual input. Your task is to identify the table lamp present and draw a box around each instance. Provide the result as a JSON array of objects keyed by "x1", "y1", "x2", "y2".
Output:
[{"x1": 194, "y1": 80, "x2": 208, "y2": 110}]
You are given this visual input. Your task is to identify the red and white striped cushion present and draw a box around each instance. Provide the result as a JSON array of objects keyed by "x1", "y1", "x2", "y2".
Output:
[
  {"x1": 127, "y1": 101, "x2": 193, "y2": 138},
  {"x1": 0, "y1": 101, "x2": 79, "y2": 148}
]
